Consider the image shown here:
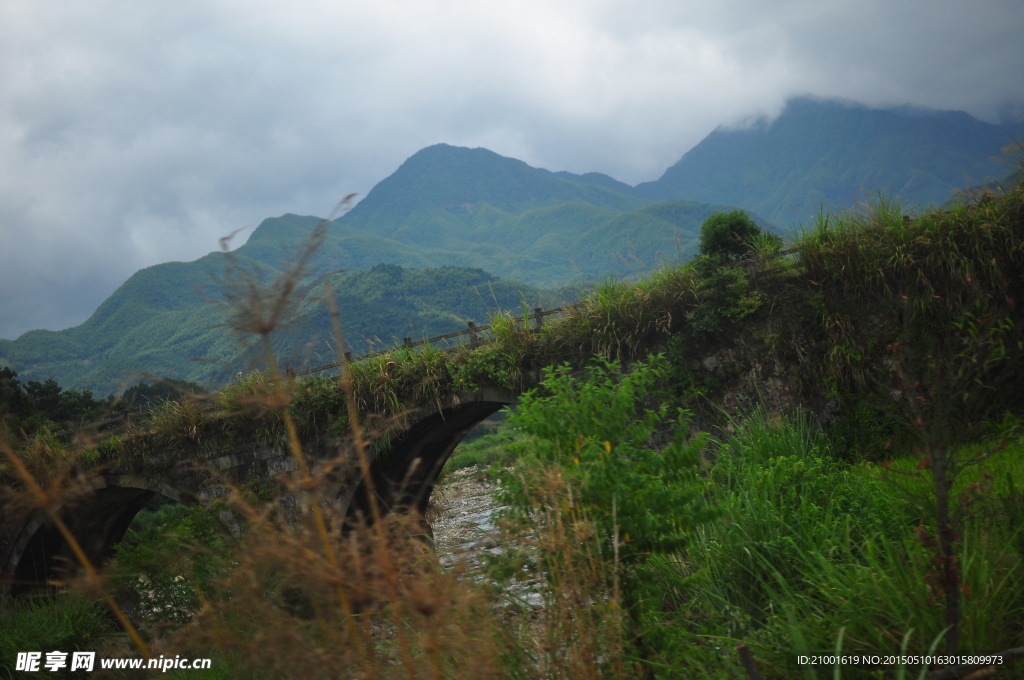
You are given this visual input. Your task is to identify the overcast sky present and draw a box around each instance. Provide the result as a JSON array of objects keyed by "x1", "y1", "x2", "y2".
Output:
[{"x1": 1, "y1": 0, "x2": 1022, "y2": 341}]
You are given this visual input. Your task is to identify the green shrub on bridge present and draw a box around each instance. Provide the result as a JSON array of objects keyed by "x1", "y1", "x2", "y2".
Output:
[{"x1": 698, "y1": 210, "x2": 774, "y2": 264}]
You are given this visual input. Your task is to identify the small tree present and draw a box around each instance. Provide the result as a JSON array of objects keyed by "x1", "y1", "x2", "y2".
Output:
[
  {"x1": 802, "y1": 187, "x2": 1024, "y2": 655},
  {"x1": 887, "y1": 289, "x2": 1019, "y2": 655},
  {"x1": 698, "y1": 210, "x2": 763, "y2": 263}
]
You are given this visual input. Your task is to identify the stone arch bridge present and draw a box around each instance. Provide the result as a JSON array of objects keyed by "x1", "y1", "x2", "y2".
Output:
[
  {"x1": 0, "y1": 384, "x2": 520, "y2": 601},
  {"x1": 1, "y1": 257, "x2": 808, "y2": 602}
]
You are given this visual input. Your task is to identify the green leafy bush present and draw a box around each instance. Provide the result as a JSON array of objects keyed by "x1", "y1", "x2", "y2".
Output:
[
  {"x1": 494, "y1": 355, "x2": 719, "y2": 676},
  {"x1": 499, "y1": 355, "x2": 713, "y2": 560},
  {"x1": 698, "y1": 210, "x2": 764, "y2": 263},
  {"x1": 684, "y1": 261, "x2": 766, "y2": 338}
]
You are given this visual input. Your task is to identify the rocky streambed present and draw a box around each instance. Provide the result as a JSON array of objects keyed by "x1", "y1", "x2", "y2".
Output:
[
  {"x1": 429, "y1": 465, "x2": 543, "y2": 609},
  {"x1": 429, "y1": 465, "x2": 503, "y2": 570}
]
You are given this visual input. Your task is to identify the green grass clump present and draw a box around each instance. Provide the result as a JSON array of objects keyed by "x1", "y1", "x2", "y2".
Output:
[
  {"x1": 444, "y1": 426, "x2": 524, "y2": 472},
  {"x1": 798, "y1": 185, "x2": 1024, "y2": 391},
  {"x1": 0, "y1": 592, "x2": 118, "y2": 678},
  {"x1": 676, "y1": 412, "x2": 1024, "y2": 677}
]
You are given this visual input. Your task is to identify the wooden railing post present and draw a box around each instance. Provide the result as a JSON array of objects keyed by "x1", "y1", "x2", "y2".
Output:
[
  {"x1": 468, "y1": 321, "x2": 479, "y2": 348},
  {"x1": 534, "y1": 307, "x2": 544, "y2": 331},
  {"x1": 403, "y1": 337, "x2": 412, "y2": 349}
]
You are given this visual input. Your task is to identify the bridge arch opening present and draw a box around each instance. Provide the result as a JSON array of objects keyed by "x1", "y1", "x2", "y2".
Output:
[
  {"x1": 5, "y1": 479, "x2": 193, "y2": 600},
  {"x1": 444, "y1": 406, "x2": 513, "y2": 468},
  {"x1": 345, "y1": 397, "x2": 515, "y2": 526}
]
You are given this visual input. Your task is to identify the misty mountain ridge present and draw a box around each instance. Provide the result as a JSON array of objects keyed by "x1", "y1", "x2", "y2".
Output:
[
  {"x1": 1, "y1": 96, "x2": 1019, "y2": 395},
  {"x1": 632, "y1": 96, "x2": 1021, "y2": 225}
]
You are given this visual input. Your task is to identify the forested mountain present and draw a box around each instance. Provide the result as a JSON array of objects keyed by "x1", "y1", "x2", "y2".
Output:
[
  {"x1": 3, "y1": 96, "x2": 1016, "y2": 396},
  {"x1": 634, "y1": 97, "x2": 1022, "y2": 226},
  {"x1": 326, "y1": 144, "x2": 743, "y2": 286},
  {"x1": 0, "y1": 144, "x2": 736, "y2": 397}
]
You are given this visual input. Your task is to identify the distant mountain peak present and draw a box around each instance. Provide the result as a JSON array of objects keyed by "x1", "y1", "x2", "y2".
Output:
[
  {"x1": 634, "y1": 97, "x2": 1022, "y2": 225},
  {"x1": 338, "y1": 142, "x2": 643, "y2": 233},
  {"x1": 400, "y1": 143, "x2": 522, "y2": 169}
]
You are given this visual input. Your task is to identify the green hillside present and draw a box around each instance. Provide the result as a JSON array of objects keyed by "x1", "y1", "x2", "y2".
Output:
[
  {"x1": 945, "y1": 168, "x2": 1024, "y2": 206},
  {"x1": 635, "y1": 97, "x2": 1022, "y2": 226},
  {"x1": 325, "y1": 144, "x2": 744, "y2": 285},
  {"x1": 0, "y1": 140, "x2": 740, "y2": 397},
  {"x1": 0, "y1": 260, "x2": 557, "y2": 396}
]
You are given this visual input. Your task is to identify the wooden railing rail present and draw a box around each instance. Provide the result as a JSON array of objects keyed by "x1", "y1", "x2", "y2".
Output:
[
  {"x1": 291, "y1": 246, "x2": 801, "y2": 378},
  {"x1": 291, "y1": 305, "x2": 574, "y2": 377}
]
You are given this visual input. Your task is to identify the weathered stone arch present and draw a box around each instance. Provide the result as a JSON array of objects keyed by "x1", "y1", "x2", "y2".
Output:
[
  {"x1": 3, "y1": 475, "x2": 197, "y2": 599},
  {"x1": 1, "y1": 387, "x2": 522, "y2": 604},
  {"x1": 345, "y1": 388, "x2": 517, "y2": 523}
]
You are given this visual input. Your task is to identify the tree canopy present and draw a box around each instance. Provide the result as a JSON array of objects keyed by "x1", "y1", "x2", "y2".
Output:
[
  {"x1": 0, "y1": 367, "x2": 113, "y2": 436},
  {"x1": 698, "y1": 210, "x2": 762, "y2": 262}
]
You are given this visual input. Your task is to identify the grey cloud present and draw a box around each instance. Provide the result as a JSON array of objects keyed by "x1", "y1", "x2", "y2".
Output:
[{"x1": 1, "y1": 0, "x2": 1022, "y2": 340}]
